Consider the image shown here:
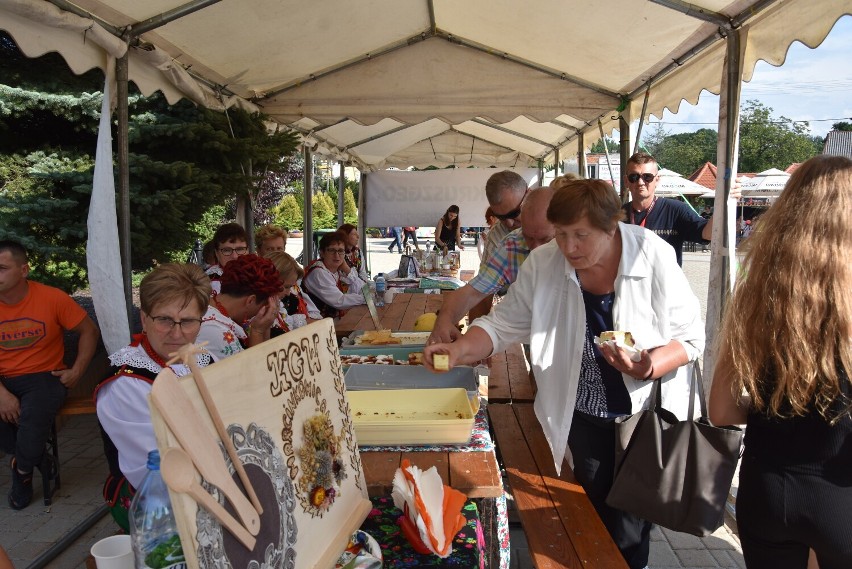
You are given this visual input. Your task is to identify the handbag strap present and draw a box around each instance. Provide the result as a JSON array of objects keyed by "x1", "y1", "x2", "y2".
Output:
[
  {"x1": 688, "y1": 360, "x2": 709, "y2": 420},
  {"x1": 649, "y1": 360, "x2": 709, "y2": 420}
]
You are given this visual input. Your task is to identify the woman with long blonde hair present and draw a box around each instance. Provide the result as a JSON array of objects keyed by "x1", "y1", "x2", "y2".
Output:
[{"x1": 709, "y1": 155, "x2": 852, "y2": 568}]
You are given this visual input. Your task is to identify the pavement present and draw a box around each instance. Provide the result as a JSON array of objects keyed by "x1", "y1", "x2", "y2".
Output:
[{"x1": 0, "y1": 237, "x2": 743, "y2": 569}]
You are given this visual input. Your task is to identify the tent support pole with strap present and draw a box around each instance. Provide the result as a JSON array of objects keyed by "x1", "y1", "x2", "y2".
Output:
[{"x1": 116, "y1": 45, "x2": 133, "y2": 328}]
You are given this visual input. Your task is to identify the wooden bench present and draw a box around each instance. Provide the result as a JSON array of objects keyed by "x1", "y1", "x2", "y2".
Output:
[
  {"x1": 489, "y1": 403, "x2": 627, "y2": 569},
  {"x1": 43, "y1": 395, "x2": 98, "y2": 505}
]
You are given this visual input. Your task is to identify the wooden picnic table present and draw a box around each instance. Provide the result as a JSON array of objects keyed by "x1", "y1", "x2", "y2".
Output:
[{"x1": 334, "y1": 291, "x2": 447, "y2": 338}]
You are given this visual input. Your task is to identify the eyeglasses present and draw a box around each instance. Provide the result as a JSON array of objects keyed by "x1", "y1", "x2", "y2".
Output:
[
  {"x1": 324, "y1": 248, "x2": 346, "y2": 255},
  {"x1": 147, "y1": 315, "x2": 203, "y2": 333},
  {"x1": 627, "y1": 173, "x2": 657, "y2": 184},
  {"x1": 218, "y1": 246, "x2": 248, "y2": 256},
  {"x1": 493, "y1": 189, "x2": 529, "y2": 221}
]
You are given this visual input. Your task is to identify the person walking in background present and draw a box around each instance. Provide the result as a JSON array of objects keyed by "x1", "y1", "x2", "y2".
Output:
[
  {"x1": 402, "y1": 226, "x2": 420, "y2": 251},
  {"x1": 387, "y1": 226, "x2": 404, "y2": 253},
  {"x1": 710, "y1": 155, "x2": 852, "y2": 569},
  {"x1": 0, "y1": 240, "x2": 100, "y2": 510},
  {"x1": 434, "y1": 205, "x2": 464, "y2": 252}
]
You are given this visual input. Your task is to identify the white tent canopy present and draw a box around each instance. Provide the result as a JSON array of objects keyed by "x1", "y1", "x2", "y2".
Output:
[
  {"x1": 2, "y1": 0, "x2": 850, "y2": 170},
  {"x1": 741, "y1": 167, "x2": 791, "y2": 196},
  {"x1": 656, "y1": 168, "x2": 712, "y2": 196}
]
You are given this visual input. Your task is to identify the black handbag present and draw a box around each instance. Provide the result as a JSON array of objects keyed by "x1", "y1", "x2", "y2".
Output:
[{"x1": 605, "y1": 362, "x2": 743, "y2": 536}]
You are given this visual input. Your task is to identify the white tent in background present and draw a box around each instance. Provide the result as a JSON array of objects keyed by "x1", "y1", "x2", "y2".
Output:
[
  {"x1": 741, "y1": 168, "x2": 791, "y2": 197},
  {"x1": 656, "y1": 168, "x2": 711, "y2": 196}
]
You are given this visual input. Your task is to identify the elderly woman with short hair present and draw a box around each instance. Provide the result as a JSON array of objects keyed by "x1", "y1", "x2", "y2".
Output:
[
  {"x1": 425, "y1": 179, "x2": 704, "y2": 569},
  {"x1": 302, "y1": 232, "x2": 367, "y2": 318},
  {"x1": 96, "y1": 263, "x2": 212, "y2": 530}
]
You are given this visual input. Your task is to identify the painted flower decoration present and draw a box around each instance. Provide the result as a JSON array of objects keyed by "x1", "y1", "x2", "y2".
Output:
[{"x1": 298, "y1": 413, "x2": 347, "y2": 515}]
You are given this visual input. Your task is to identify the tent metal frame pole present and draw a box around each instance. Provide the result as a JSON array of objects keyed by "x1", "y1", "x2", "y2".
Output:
[
  {"x1": 619, "y1": 115, "x2": 630, "y2": 201},
  {"x1": 338, "y1": 161, "x2": 345, "y2": 227},
  {"x1": 303, "y1": 147, "x2": 314, "y2": 262},
  {"x1": 131, "y1": 0, "x2": 223, "y2": 36},
  {"x1": 358, "y1": 171, "x2": 367, "y2": 276},
  {"x1": 633, "y1": 83, "x2": 651, "y2": 155},
  {"x1": 577, "y1": 132, "x2": 586, "y2": 177},
  {"x1": 597, "y1": 121, "x2": 617, "y2": 190},
  {"x1": 704, "y1": 28, "x2": 744, "y2": 386},
  {"x1": 116, "y1": 49, "x2": 133, "y2": 328},
  {"x1": 554, "y1": 149, "x2": 560, "y2": 178}
]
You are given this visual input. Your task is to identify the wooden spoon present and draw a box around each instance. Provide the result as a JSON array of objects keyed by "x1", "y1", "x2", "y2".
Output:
[
  {"x1": 151, "y1": 369, "x2": 260, "y2": 536},
  {"x1": 161, "y1": 447, "x2": 256, "y2": 551}
]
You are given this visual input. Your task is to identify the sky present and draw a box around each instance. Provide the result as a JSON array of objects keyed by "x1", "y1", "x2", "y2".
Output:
[{"x1": 647, "y1": 14, "x2": 852, "y2": 139}]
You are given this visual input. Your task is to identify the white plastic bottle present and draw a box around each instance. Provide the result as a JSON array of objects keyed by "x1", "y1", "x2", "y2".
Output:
[
  {"x1": 129, "y1": 450, "x2": 186, "y2": 569},
  {"x1": 374, "y1": 273, "x2": 386, "y2": 307}
]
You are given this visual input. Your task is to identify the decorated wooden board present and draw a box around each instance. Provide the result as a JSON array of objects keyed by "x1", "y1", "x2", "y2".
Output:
[{"x1": 149, "y1": 318, "x2": 371, "y2": 569}]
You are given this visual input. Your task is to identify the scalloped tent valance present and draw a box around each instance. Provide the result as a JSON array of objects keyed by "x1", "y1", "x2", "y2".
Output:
[{"x1": 1, "y1": 0, "x2": 850, "y2": 170}]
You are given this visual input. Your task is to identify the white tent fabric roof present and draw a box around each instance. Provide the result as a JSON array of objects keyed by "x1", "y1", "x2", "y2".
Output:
[{"x1": 2, "y1": 0, "x2": 851, "y2": 171}]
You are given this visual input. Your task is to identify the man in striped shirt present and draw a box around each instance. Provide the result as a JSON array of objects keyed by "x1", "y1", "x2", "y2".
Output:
[{"x1": 429, "y1": 186, "x2": 555, "y2": 343}]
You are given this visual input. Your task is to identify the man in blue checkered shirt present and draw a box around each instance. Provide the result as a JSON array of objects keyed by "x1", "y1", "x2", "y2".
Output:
[{"x1": 429, "y1": 186, "x2": 555, "y2": 343}]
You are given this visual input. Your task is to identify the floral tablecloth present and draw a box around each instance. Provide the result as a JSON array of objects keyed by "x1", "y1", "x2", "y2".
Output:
[{"x1": 359, "y1": 495, "x2": 484, "y2": 568}]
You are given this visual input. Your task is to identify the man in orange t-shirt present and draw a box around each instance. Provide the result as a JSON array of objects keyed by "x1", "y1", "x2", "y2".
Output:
[{"x1": 0, "y1": 241, "x2": 99, "y2": 509}]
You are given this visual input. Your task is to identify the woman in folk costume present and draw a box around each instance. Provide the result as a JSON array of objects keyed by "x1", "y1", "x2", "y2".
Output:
[
  {"x1": 338, "y1": 223, "x2": 370, "y2": 282},
  {"x1": 265, "y1": 251, "x2": 319, "y2": 334},
  {"x1": 302, "y1": 231, "x2": 367, "y2": 319},
  {"x1": 96, "y1": 263, "x2": 212, "y2": 531},
  {"x1": 196, "y1": 254, "x2": 282, "y2": 361}
]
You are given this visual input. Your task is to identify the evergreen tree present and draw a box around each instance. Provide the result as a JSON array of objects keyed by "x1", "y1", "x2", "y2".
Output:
[
  {"x1": 271, "y1": 195, "x2": 303, "y2": 231},
  {"x1": 0, "y1": 32, "x2": 299, "y2": 290}
]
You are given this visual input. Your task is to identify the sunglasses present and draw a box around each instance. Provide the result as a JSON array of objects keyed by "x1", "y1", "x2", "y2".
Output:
[
  {"x1": 494, "y1": 188, "x2": 529, "y2": 220},
  {"x1": 627, "y1": 173, "x2": 657, "y2": 184}
]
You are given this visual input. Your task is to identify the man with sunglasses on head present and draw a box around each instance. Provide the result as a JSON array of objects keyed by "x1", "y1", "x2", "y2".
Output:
[{"x1": 624, "y1": 152, "x2": 730, "y2": 266}]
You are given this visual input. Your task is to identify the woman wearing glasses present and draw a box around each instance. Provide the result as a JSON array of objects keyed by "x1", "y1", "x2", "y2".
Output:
[
  {"x1": 302, "y1": 232, "x2": 367, "y2": 318},
  {"x1": 434, "y1": 204, "x2": 465, "y2": 252},
  {"x1": 95, "y1": 263, "x2": 213, "y2": 530},
  {"x1": 424, "y1": 179, "x2": 704, "y2": 569},
  {"x1": 205, "y1": 223, "x2": 250, "y2": 293}
]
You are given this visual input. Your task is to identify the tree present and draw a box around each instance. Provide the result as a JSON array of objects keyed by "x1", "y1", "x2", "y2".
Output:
[
  {"x1": 312, "y1": 193, "x2": 337, "y2": 229},
  {"x1": 654, "y1": 128, "x2": 717, "y2": 175},
  {"x1": 832, "y1": 121, "x2": 852, "y2": 131},
  {"x1": 589, "y1": 136, "x2": 620, "y2": 154},
  {"x1": 271, "y1": 194, "x2": 303, "y2": 231},
  {"x1": 738, "y1": 100, "x2": 821, "y2": 172},
  {"x1": 0, "y1": 32, "x2": 299, "y2": 289},
  {"x1": 342, "y1": 187, "x2": 358, "y2": 225},
  {"x1": 641, "y1": 123, "x2": 671, "y2": 159}
]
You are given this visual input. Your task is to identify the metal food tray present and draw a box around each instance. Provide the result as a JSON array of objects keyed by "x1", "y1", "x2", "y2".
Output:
[
  {"x1": 341, "y1": 330, "x2": 431, "y2": 347},
  {"x1": 338, "y1": 345, "x2": 424, "y2": 359},
  {"x1": 344, "y1": 364, "x2": 479, "y2": 400}
]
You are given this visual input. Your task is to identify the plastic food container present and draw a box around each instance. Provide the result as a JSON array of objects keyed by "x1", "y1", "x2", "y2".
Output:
[
  {"x1": 348, "y1": 388, "x2": 475, "y2": 445},
  {"x1": 344, "y1": 364, "x2": 479, "y2": 401}
]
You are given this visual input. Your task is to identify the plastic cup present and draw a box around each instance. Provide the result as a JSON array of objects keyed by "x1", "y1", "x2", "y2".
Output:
[{"x1": 90, "y1": 535, "x2": 133, "y2": 569}]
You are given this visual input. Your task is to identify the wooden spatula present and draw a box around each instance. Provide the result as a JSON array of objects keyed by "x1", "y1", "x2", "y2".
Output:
[{"x1": 151, "y1": 369, "x2": 260, "y2": 536}]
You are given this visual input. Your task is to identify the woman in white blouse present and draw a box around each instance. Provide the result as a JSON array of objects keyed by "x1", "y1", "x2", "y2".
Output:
[
  {"x1": 424, "y1": 178, "x2": 704, "y2": 569},
  {"x1": 302, "y1": 232, "x2": 367, "y2": 318}
]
